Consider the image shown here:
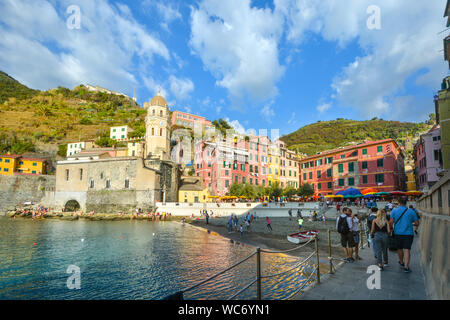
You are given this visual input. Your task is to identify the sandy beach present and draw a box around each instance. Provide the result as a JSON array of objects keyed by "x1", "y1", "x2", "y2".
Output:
[{"x1": 189, "y1": 215, "x2": 353, "y2": 260}]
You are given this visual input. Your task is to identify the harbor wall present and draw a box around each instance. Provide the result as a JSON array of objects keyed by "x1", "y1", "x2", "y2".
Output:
[
  {"x1": 417, "y1": 172, "x2": 449, "y2": 300},
  {"x1": 0, "y1": 175, "x2": 56, "y2": 214}
]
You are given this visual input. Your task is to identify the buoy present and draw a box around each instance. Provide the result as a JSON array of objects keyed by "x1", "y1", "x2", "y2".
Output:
[
  {"x1": 33, "y1": 243, "x2": 37, "y2": 246},
  {"x1": 152, "y1": 233, "x2": 155, "y2": 236},
  {"x1": 81, "y1": 238, "x2": 85, "y2": 242},
  {"x1": 120, "y1": 236, "x2": 124, "y2": 239}
]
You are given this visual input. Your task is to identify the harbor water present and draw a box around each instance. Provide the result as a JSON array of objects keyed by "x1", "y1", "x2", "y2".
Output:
[{"x1": 0, "y1": 217, "x2": 316, "y2": 299}]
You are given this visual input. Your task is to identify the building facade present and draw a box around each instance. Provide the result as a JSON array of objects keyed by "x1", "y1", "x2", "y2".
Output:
[
  {"x1": 299, "y1": 139, "x2": 406, "y2": 195},
  {"x1": 0, "y1": 154, "x2": 47, "y2": 176},
  {"x1": 414, "y1": 125, "x2": 443, "y2": 191}
]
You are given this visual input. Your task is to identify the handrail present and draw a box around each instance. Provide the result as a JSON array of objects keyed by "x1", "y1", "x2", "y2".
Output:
[
  {"x1": 227, "y1": 278, "x2": 257, "y2": 300},
  {"x1": 261, "y1": 251, "x2": 315, "y2": 279},
  {"x1": 285, "y1": 270, "x2": 317, "y2": 300},
  {"x1": 260, "y1": 237, "x2": 314, "y2": 254},
  {"x1": 182, "y1": 251, "x2": 258, "y2": 294}
]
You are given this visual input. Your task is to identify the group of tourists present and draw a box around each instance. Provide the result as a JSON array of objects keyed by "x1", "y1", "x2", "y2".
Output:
[
  {"x1": 337, "y1": 197, "x2": 420, "y2": 273},
  {"x1": 227, "y1": 212, "x2": 258, "y2": 236}
]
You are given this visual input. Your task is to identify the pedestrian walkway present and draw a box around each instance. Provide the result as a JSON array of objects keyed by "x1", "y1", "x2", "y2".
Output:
[{"x1": 297, "y1": 236, "x2": 427, "y2": 299}]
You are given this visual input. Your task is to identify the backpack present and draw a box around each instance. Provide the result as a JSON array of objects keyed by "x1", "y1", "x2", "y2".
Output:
[
  {"x1": 337, "y1": 216, "x2": 350, "y2": 234},
  {"x1": 367, "y1": 215, "x2": 376, "y2": 230}
]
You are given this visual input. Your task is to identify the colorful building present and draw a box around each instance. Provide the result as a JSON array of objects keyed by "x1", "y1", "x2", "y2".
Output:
[
  {"x1": 110, "y1": 125, "x2": 133, "y2": 140},
  {"x1": 178, "y1": 176, "x2": 211, "y2": 203},
  {"x1": 267, "y1": 142, "x2": 280, "y2": 187},
  {"x1": 171, "y1": 110, "x2": 215, "y2": 133},
  {"x1": 0, "y1": 154, "x2": 47, "y2": 175},
  {"x1": 285, "y1": 148, "x2": 300, "y2": 188},
  {"x1": 414, "y1": 125, "x2": 443, "y2": 192},
  {"x1": 299, "y1": 139, "x2": 406, "y2": 196}
]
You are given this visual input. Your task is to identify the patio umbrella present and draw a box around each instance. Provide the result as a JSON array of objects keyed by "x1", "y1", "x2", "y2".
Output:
[
  {"x1": 405, "y1": 191, "x2": 423, "y2": 196},
  {"x1": 390, "y1": 191, "x2": 405, "y2": 196},
  {"x1": 361, "y1": 188, "x2": 379, "y2": 195},
  {"x1": 376, "y1": 192, "x2": 390, "y2": 196}
]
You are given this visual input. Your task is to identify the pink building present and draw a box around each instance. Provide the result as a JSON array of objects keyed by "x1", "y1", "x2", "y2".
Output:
[
  {"x1": 171, "y1": 111, "x2": 213, "y2": 130},
  {"x1": 194, "y1": 135, "x2": 271, "y2": 196},
  {"x1": 414, "y1": 125, "x2": 443, "y2": 191}
]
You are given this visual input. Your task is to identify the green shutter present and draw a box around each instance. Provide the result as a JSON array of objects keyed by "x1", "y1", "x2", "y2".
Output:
[
  {"x1": 362, "y1": 161, "x2": 367, "y2": 169},
  {"x1": 338, "y1": 164, "x2": 343, "y2": 173},
  {"x1": 339, "y1": 179, "x2": 344, "y2": 186},
  {"x1": 348, "y1": 177, "x2": 354, "y2": 186},
  {"x1": 362, "y1": 149, "x2": 367, "y2": 155},
  {"x1": 348, "y1": 162, "x2": 354, "y2": 172},
  {"x1": 377, "y1": 146, "x2": 383, "y2": 153}
]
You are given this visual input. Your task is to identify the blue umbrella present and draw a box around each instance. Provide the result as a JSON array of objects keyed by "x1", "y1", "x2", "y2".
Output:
[{"x1": 336, "y1": 188, "x2": 362, "y2": 196}]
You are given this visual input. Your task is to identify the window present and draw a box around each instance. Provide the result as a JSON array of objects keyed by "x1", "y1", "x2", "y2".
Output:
[
  {"x1": 362, "y1": 149, "x2": 367, "y2": 155},
  {"x1": 377, "y1": 146, "x2": 383, "y2": 153},
  {"x1": 289, "y1": 170, "x2": 292, "y2": 177},
  {"x1": 377, "y1": 159, "x2": 384, "y2": 167},
  {"x1": 19, "y1": 161, "x2": 23, "y2": 165},
  {"x1": 208, "y1": 172, "x2": 210, "y2": 177},
  {"x1": 125, "y1": 179, "x2": 130, "y2": 189},
  {"x1": 327, "y1": 168, "x2": 332, "y2": 177},
  {"x1": 327, "y1": 157, "x2": 333, "y2": 164},
  {"x1": 340, "y1": 155, "x2": 345, "y2": 159},
  {"x1": 225, "y1": 170, "x2": 229, "y2": 176},
  {"x1": 4, "y1": 168, "x2": 8, "y2": 172},
  {"x1": 352, "y1": 151, "x2": 358, "y2": 157},
  {"x1": 242, "y1": 177, "x2": 246, "y2": 184},
  {"x1": 327, "y1": 182, "x2": 332, "y2": 189},
  {"x1": 250, "y1": 178, "x2": 253, "y2": 184},
  {"x1": 348, "y1": 162, "x2": 354, "y2": 172},
  {"x1": 90, "y1": 179, "x2": 94, "y2": 188},
  {"x1": 437, "y1": 188, "x2": 442, "y2": 208},
  {"x1": 362, "y1": 161, "x2": 368, "y2": 169},
  {"x1": 375, "y1": 174, "x2": 384, "y2": 183},
  {"x1": 121, "y1": 135, "x2": 125, "y2": 139},
  {"x1": 338, "y1": 178, "x2": 344, "y2": 186},
  {"x1": 241, "y1": 164, "x2": 245, "y2": 171},
  {"x1": 303, "y1": 173, "x2": 307, "y2": 180},
  {"x1": 152, "y1": 128, "x2": 154, "y2": 135},
  {"x1": 208, "y1": 162, "x2": 211, "y2": 167},
  {"x1": 225, "y1": 180, "x2": 229, "y2": 188},
  {"x1": 348, "y1": 177, "x2": 354, "y2": 186},
  {"x1": 255, "y1": 179, "x2": 258, "y2": 185},
  {"x1": 362, "y1": 175, "x2": 368, "y2": 184},
  {"x1": 106, "y1": 179, "x2": 111, "y2": 189},
  {"x1": 32, "y1": 171, "x2": 36, "y2": 174},
  {"x1": 65, "y1": 169, "x2": 69, "y2": 181},
  {"x1": 434, "y1": 150, "x2": 440, "y2": 161},
  {"x1": 160, "y1": 128, "x2": 162, "y2": 136},
  {"x1": 309, "y1": 172, "x2": 312, "y2": 179},
  {"x1": 318, "y1": 183, "x2": 321, "y2": 190},
  {"x1": 5, "y1": 159, "x2": 10, "y2": 163},
  {"x1": 80, "y1": 169, "x2": 83, "y2": 180},
  {"x1": 317, "y1": 171, "x2": 321, "y2": 178},
  {"x1": 262, "y1": 179, "x2": 265, "y2": 186},
  {"x1": 235, "y1": 175, "x2": 239, "y2": 183},
  {"x1": 250, "y1": 165, "x2": 253, "y2": 173},
  {"x1": 255, "y1": 166, "x2": 258, "y2": 173},
  {"x1": 338, "y1": 164, "x2": 344, "y2": 173}
]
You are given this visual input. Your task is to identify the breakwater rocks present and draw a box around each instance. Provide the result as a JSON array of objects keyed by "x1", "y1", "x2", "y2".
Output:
[{"x1": 6, "y1": 211, "x2": 187, "y2": 222}]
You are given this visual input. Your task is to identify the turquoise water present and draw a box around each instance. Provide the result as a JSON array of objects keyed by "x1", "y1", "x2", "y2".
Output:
[{"x1": 0, "y1": 218, "x2": 316, "y2": 300}]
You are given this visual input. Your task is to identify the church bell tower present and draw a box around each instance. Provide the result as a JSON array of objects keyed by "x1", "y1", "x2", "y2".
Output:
[{"x1": 144, "y1": 91, "x2": 171, "y2": 160}]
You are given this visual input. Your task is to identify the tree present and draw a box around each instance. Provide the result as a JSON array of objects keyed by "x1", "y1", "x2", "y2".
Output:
[
  {"x1": 57, "y1": 144, "x2": 67, "y2": 157},
  {"x1": 242, "y1": 183, "x2": 256, "y2": 198},
  {"x1": 427, "y1": 113, "x2": 436, "y2": 125},
  {"x1": 95, "y1": 136, "x2": 116, "y2": 147},
  {"x1": 269, "y1": 181, "x2": 282, "y2": 198},
  {"x1": 283, "y1": 186, "x2": 297, "y2": 199},
  {"x1": 228, "y1": 182, "x2": 244, "y2": 197},
  {"x1": 298, "y1": 183, "x2": 314, "y2": 197}
]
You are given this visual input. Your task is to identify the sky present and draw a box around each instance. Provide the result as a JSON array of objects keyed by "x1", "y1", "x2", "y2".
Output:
[{"x1": 0, "y1": 0, "x2": 448, "y2": 136}]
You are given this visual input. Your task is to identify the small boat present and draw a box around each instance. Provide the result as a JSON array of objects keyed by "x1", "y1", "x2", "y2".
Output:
[{"x1": 287, "y1": 230, "x2": 319, "y2": 244}]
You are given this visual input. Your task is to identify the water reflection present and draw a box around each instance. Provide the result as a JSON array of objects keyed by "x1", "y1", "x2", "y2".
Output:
[{"x1": 0, "y1": 218, "x2": 320, "y2": 300}]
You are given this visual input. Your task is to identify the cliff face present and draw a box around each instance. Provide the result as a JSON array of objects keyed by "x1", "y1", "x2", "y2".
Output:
[{"x1": 0, "y1": 175, "x2": 55, "y2": 213}]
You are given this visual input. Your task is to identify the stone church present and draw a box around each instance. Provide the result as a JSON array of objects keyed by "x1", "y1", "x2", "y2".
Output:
[{"x1": 49, "y1": 92, "x2": 181, "y2": 213}]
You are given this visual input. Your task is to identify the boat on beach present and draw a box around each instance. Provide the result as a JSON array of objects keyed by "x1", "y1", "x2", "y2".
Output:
[{"x1": 287, "y1": 230, "x2": 319, "y2": 244}]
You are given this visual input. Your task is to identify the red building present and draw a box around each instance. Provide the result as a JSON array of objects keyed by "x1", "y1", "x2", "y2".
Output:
[{"x1": 299, "y1": 139, "x2": 406, "y2": 196}]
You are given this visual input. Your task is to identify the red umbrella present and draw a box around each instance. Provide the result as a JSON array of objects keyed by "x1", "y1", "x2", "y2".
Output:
[
  {"x1": 361, "y1": 188, "x2": 379, "y2": 195},
  {"x1": 390, "y1": 191, "x2": 405, "y2": 196}
]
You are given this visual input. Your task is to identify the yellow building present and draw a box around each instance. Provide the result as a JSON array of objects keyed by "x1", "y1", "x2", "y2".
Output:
[
  {"x1": 267, "y1": 145, "x2": 280, "y2": 187},
  {"x1": 405, "y1": 165, "x2": 417, "y2": 191},
  {"x1": 0, "y1": 154, "x2": 47, "y2": 175},
  {"x1": 178, "y1": 176, "x2": 211, "y2": 203}
]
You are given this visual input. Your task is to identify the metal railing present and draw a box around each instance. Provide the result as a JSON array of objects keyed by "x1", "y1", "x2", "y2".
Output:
[{"x1": 163, "y1": 235, "x2": 329, "y2": 300}]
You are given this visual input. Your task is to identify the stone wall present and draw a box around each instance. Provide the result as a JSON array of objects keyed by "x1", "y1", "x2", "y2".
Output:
[
  {"x1": 417, "y1": 172, "x2": 449, "y2": 300},
  {"x1": 0, "y1": 175, "x2": 56, "y2": 214}
]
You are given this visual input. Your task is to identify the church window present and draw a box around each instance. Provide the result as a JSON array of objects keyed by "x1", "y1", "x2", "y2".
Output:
[
  {"x1": 152, "y1": 128, "x2": 154, "y2": 135},
  {"x1": 160, "y1": 110, "x2": 163, "y2": 117},
  {"x1": 160, "y1": 128, "x2": 163, "y2": 136},
  {"x1": 152, "y1": 109, "x2": 155, "y2": 115}
]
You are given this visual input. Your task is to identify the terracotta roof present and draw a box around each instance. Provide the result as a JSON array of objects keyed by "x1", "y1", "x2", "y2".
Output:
[
  {"x1": 299, "y1": 139, "x2": 397, "y2": 162},
  {"x1": 0, "y1": 154, "x2": 22, "y2": 158},
  {"x1": 21, "y1": 157, "x2": 46, "y2": 162}
]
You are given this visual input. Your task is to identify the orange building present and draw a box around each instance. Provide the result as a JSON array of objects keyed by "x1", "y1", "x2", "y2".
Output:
[{"x1": 0, "y1": 154, "x2": 47, "y2": 175}]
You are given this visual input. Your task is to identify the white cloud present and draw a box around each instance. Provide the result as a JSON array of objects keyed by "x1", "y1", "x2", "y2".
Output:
[
  {"x1": 317, "y1": 103, "x2": 331, "y2": 113},
  {"x1": 275, "y1": 0, "x2": 447, "y2": 119},
  {"x1": 143, "y1": 76, "x2": 169, "y2": 100},
  {"x1": 189, "y1": 0, "x2": 285, "y2": 102},
  {"x1": 0, "y1": 0, "x2": 169, "y2": 94},
  {"x1": 169, "y1": 75, "x2": 194, "y2": 100},
  {"x1": 261, "y1": 101, "x2": 276, "y2": 122},
  {"x1": 225, "y1": 118, "x2": 247, "y2": 134},
  {"x1": 142, "y1": 0, "x2": 182, "y2": 32}
]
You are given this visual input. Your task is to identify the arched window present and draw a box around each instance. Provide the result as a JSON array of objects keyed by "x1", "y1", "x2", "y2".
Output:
[
  {"x1": 160, "y1": 110, "x2": 163, "y2": 117},
  {"x1": 152, "y1": 127, "x2": 154, "y2": 135},
  {"x1": 160, "y1": 128, "x2": 163, "y2": 136},
  {"x1": 152, "y1": 109, "x2": 155, "y2": 115}
]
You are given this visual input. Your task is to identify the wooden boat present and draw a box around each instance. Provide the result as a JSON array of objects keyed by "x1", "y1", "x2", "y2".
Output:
[{"x1": 287, "y1": 230, "x2": 319, "y2": 244}]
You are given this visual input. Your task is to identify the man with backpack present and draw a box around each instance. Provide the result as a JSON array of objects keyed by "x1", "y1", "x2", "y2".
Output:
[
  {"x1": 336, "y1": 207, "x2": 355, "y2": 262},
  {"x1": 288, "y1": 208, "x2": 293, "y2": 221},
  {"x1": 389, "y1": 197, "x2": 419, "y2": 273}
]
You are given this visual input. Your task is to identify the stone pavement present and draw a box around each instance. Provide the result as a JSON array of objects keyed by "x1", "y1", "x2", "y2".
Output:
[{"x1": 297, "y1": 235, "x2": 428, "y2": 300}]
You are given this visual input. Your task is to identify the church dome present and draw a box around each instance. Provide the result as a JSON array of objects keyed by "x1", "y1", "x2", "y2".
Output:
[{"x1": 150, "y1": 91, "x2": 168, "y2": 107}]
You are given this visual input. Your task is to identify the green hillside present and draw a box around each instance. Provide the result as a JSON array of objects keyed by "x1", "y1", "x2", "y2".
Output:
[
  {"x1": 0, "y1": 71, "x2": 39, "y2": 103},
  {"x1": 0, "y1": 73, "x2": 146, "y2": 156},
  {"x1": 280, "y1": 119, "x2": 430, "y2": 156}
]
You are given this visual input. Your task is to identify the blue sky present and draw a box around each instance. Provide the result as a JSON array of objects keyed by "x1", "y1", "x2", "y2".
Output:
[{"x1": 0, "y1": 0, "x2": 448, "y2": 136}]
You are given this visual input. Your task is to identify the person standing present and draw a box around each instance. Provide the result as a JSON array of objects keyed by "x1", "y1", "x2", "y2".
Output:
[
  {"x1": 297, "y1": 209, "x2": 302, "y2": 219},
  {"x1": 240, "y1": 224, "x2": 244, "y2": 237},
  {"x1": 288, "y1": 208, "x2": 293, "y2": 220},
  {"x1": 336, "y1": 207, "x2": 354, "y2": 262},
  {"x1": 266, "y1": 217, "x2": 272, "y2": 231},
  {"x1": 228, "y1": 216, "x2": 233, "y2": 234},
  {"x1": 370, "y1": 209, "x2": 391, "y2": 270},
  {"x1": 351, "y1": 212, "x2": 361, "y2": 260},
  {"x1": 367, "y1": 207, "x2": 378, "y2": 259},
  {"x1": 336, "y1": 202, "x2": 341, "y2": 213},
  {"x1": 205, "y1": 211, "x2": 209, "y2": 224},
  {"x1": 298, "y1": 217, "x2": 304, "y2": 231},
  {"x1": 389, "y1": 198, "x2": 419, "y2": 273}
]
